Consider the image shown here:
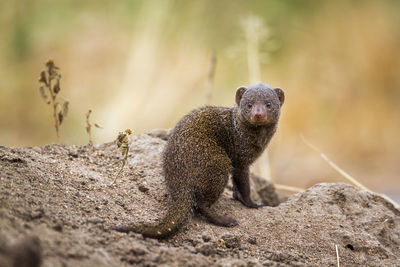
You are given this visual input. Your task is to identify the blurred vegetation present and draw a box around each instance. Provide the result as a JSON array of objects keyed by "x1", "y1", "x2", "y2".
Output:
[{"x1": 0, "y1": 0, "x2": 399, "y2": 195}]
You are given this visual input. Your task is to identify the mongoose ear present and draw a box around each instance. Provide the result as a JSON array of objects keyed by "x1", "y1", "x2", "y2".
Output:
[
  {"x1": 235, "y1": 86, "x2": 248, "y2": 105},
  {"x1": 274, "y1": 87, "x2": 285, "y2": 106}
]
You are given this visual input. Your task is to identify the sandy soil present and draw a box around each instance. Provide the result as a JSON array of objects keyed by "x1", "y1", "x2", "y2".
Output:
[{"x1": 0, "y1": 130, "x2": 399, "y2": 266}]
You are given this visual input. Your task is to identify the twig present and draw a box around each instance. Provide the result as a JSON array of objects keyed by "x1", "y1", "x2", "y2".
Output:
[{"x1": 335, "y1": 244, "x2": 340, "y2": 267}]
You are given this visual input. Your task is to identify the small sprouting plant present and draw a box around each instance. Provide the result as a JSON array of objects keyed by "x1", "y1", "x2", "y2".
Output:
[
  {"x1": 38, "y1": 59, "x2": 69, "y2": 144},
  {"x1": 111, "y1": 129, "x2": 132, "y2": 185},
  {"x1": 85, "y1": 109, "x2": 103, "y2": 146}
]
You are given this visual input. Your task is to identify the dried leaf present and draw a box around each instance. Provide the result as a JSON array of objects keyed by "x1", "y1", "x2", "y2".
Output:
[
  {"x1": 62, "y1": 101, "x2": 69, "y2": 117},
  {"x1": 39, "y1": 86, "x2": 50, "y2": 104},
  {"x1": 46, "y1": 60, "x2": 59, "y2": 80},
  {"x1": 94, "y1": 123, "x2": 103, "y2": 129},
  {"x1": 39, "y1": 59, "x2": 64, "y2": 144},
  {"x1": 46, "y1": 59, "x2": 55, "y2": 69},
  {"x1": 38, "y1": 71, "x2": 48, "y2": 86},
  {"x1": 53, "y1": 76, "x2": 60, "y2": 94},
  {"x1": 116, "y1": 132, "x2": 127, "y2": 149},
  {"x1": 58, "y1": 111, "x2": 64, "y2": 125}
]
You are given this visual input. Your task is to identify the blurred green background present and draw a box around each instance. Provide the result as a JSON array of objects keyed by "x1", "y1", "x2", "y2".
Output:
[{"x1": 1, "y1": 0, "x2": 399, "y2": 198}]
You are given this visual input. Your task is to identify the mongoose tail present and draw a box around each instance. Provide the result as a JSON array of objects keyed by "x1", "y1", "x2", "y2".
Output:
[{"x1": 110, "y1": 191, "x2": 193, "y2": 239}]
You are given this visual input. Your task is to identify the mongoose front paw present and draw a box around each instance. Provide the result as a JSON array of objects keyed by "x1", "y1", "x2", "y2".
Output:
[{"x1": 233, "y1": 191, "x2": 263, "y2": 208}]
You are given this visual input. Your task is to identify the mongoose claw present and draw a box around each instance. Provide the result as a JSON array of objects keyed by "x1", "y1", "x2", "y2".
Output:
[
  {"x1": 241, "y1": 198, "x2": 263, "y2": 208},
  {"x1": 239, "y1": 199, "x2": 264, "y2": 209},
  {"x1": 225, "y1": 219, "x2": 240, "y2": 227},
  {"x1": 233, "y1": 190, "x2": 263, "y2": 208},
  {"x1": 248, "y1": 202, "x2": 263, "y2": 208}
]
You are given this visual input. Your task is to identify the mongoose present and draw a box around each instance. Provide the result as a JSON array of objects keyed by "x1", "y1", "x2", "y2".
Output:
[{"x1": 111, "y1": 83, "x2": 285, "y2": 238}]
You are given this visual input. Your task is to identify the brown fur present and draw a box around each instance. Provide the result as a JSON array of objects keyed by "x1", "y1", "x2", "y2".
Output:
[{"x1": 111, "y1": 83, "x2": 284, "y2": 238}]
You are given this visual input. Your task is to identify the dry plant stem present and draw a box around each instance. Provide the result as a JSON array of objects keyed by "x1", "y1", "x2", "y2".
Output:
[
  {"x1": 300, "y1": 134, "x2": 370, "y2": 191},
  {"x1": 300, "y1": 134, "x2": 400, "y2": 210},
  {"x1": 242, "y1": 16, "x2": 272, "y2": 181},
  {"x1": 39, "y1": 60, "x2": 67, "y2": 144},
  {"x1": 205, "y1": 51, "x2": 217, "y2": 105},
  {"x1": 111, "y1": 129, "x2": 132, "y2": 185},
  {"x1": 335, "y1": 244, "x2": 340, "y2": 267},
  {"x1": 86, "y1": 109, "x2": 102, "y2": 146},
  {"x1": 274, "y1": 184, "x2": 304, "y2": 193},
  {"x1": 243, "y1": 17, "x2": 261, "y2": 83},
  {"x1": 86, "y1": 110, "x2": 93, "y2": 146},
  {"x1": 48, "y1": 75, "x2": 60, "y2": 144},
  {"x1": 111, "y1": 150, "x2": 128, "y2": 185}
]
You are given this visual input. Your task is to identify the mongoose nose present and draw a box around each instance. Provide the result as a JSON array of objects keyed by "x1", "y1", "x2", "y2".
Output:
[{"x1": 254, "y1": 113, "x2": 261, "y2": 118}]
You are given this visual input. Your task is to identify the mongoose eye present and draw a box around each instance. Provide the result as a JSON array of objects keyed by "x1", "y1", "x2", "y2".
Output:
[
  {"x1": 247, "y1": 103, "x2": 253, "y2": 108},
  {"x1": 266, "y1": 102, "x2": 272, "y2": 108}
]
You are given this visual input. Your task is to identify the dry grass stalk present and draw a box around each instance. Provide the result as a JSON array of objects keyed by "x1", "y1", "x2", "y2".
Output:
[
  {"x1": 242, "y1": 16, "x2": 264, "y2": 83},
  {"x1": 242, "y1": 16, "x2": 272, "y2": 181},
  {"x1": 300, "y1": 134, "x2": 370, "y2": 191},
  {"x1": 335, "y1": 244, "x2": 340, "y2": 267},
  {"x1": 205, "y1": 51, "x2": 217, "y2": 105},
  {"x1": 85, "y1": 109, "x2": 103, "y2": 146},
  {"x1": 86, "y1": 110, "x2": 93, "y2": 146},
  {"x1": 300, "y1": 134, "x2": 399, "y2": 210}
]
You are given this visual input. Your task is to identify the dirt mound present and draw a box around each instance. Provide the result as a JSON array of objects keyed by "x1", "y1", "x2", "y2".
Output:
[{"x1": 0, "y1": 131, "x2": 399, "y2": 266}]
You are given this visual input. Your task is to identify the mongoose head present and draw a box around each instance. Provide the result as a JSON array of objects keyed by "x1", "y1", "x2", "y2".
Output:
[{"x1": 235, "y1": 83, "x2": 284, "y2": 126}]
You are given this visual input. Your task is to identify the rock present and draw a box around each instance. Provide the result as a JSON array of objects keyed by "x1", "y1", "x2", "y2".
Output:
[
  {"x1": 220, "y1": 233, "x2": 241, "y2": 249},
  {"x1": 128, "y1": 242, "x2": 149, "y2": 256},
  {"x1": 0, "y1": 236, "x2": 42, "y2": 267},
  {"x1": 0, "y1": 132, "x2": 399, "y2": 267},
  {"x1": 186, "y1": 236, "x2": 202, "y2": 246},
  {"x1": 251, "y1": 174, "x2": 281, "y2": 207},
  {"x1": 195, "y1": 242, "x2": 216, "y2": 256},
  {"x1": 247, "y1": 236, "x2": 257, "y2": 245},
  {"x1": 87, "y1": 217, "x2": 105, "y2": 224},
  {"x1": 201, "y1": 231, "x2": 212, "y2": 242},
  {"x1": 146, "y1": 129, "x2": 171, "y2": 141},
  {"x1": 30, "y1": 208, "x2": 44, "y2": 220},
  {"x1": 215, "y1": 258, "x2": 247, "y2": 267},
  {"x1": 52, "y1": 222, "x2": 63, "y2": 232},
  {"x1": 138, "y1": 184, "x2": 149, "y2": 193}
]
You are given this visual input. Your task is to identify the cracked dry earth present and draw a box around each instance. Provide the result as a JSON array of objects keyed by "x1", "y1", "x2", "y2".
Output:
[{"x1": 0, "y1": 129, "x2": 399, "y2": 266}]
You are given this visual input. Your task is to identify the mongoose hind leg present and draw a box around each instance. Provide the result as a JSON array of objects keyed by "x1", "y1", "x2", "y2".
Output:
[
  {"x1": 232, "y1": 167, "x2": 263, "y2": 208},
  {"x1": 194, "y1": 151, "x2": 238, "y2": 227}
]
